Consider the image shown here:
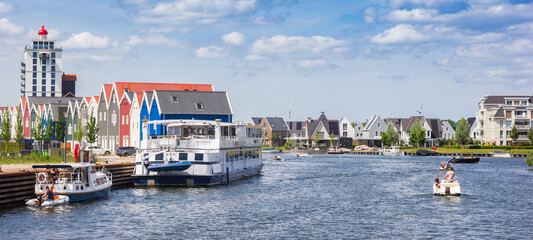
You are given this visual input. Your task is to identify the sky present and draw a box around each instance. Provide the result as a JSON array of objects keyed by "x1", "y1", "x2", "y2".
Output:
[{"x1": 0, "y1": 0, "x2": 532, "y2": 123}]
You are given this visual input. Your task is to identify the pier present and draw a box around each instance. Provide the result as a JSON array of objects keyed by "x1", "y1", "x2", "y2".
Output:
[{"x1": 0, "y1": 162, "x2": 135, "y2": 207}]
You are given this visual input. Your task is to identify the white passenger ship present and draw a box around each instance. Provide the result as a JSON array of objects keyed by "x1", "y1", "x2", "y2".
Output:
[{"x1": 132, "y1": 119, "x2": 263, "y2": 186}]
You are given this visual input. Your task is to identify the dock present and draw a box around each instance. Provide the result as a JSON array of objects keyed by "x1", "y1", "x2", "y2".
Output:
[{"x1": 0, "y1": 162, "x2": 135, "y2": 207}]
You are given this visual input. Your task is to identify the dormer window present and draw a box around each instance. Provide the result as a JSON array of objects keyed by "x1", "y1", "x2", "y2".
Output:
[
  {"x1": 171, "y1": 96, "x2": 178, "y2": 102},
  {"x1": 506, "y1": 100, "x2": 512, "y2": 106},
  {"x1": 521, "y1": 100, "x2": 527, "y2": 106},
  {"x1": 196, "y1": 103, "x2": 204, "y2": 110}
]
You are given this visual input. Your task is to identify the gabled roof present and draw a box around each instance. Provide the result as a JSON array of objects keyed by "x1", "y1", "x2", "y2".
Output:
[
  {"x1": 152, "y1": 90, "x2": 232, "y2": 115},
  {"x1": 405, "y1": 116, "x2": 424, "y2": 131},
  {"x1": 264, "y1": 117, "x2": 288, "y2": 131},
  {"x1": 494, "y1": 108, "x2": 505, "y2": 118},
  {"x1": 20, "y1": 97, "x2": 27, "y2": 113},
  {"x1": 84, "y1": 97, "x2": 92, "y2": 105},
  {"x1": 121, "y1": 91, "x2": 135, "y2": 104},
  {"x1": 142, "y1": 91, "x2": 154, "y2": 108},
  {"x1": 102, "y1": 84, "x2": 113, "y2": 106},
  {"x1": 113, "y1": 82, "x2": 214, "y2": 103},
  {"x1": 306, "y1": 120, "x2": 320, "y2": 138},
  {"x1": 93, "y1": 96, "x2": 100, "y2": 104},
  {"x1": 250, "y1": 117, "x2": 262, "y2": 126},
  {"x1": 384, "y1": 118, "x2": 402, "y2": 131},
  {"x1": 426, "y1": 118, "x2": 442, "y2": 139},
  {"x1": 467, "y1": 117, "x2": 476, "y2": 128}
]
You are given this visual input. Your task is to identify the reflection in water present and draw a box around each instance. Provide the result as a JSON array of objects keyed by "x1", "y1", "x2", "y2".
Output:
[{"x1": 1, "y1": 155, "x2": 532, "y2": 239}]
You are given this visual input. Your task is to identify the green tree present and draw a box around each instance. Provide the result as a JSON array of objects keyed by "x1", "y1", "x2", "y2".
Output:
[
  {"x1": 43, "y1": 118, "x2": 55, "y2": 149},
  {"x1": 314, "y1": 132, "x2": 319, "y2": 146},
  {"x1": 527, "y1": 128, "x2": 533, "y2": 146},
  {"x1": 455, "y1": 118, "x2": 470, "y2": 145},
  {"x1": 14, "y1": 110, "x2": 24, "y2": 151},
  {"x1": 54, "y1": 110, "x2": 66, "y2": 143},
  {"x1": 526, "y1": 155, "x2": 533, "y2": 167},
  {"x1": 382, "y1": 123, "x2": 399, "y2": 147},
  {"x1": 86, "y1": 112, "x2": 99, "y2": 146},
  {"x1": 31, "y1": 115, "x2": 44, "y2": 153},
  {"x1": 74, "y1": 118, "x2": 85, "y2": 143},
  {"x1": 329, "y1": 133, "x2": 335, "y2": 147},
  {"x1": 351, "y1": 122, "x2": 356, "y2": 128},
  {"x1": 1, "y1": 107, "x2": 12, "y2": 152},
  {"x1": 362, "y1": 119, "x2": 369, "y2": 127},
  {"x1": 409, "y1": 119, "x2": 426, "y2": 147},
  {"x1": 270, "y1": 133, "x2": 280, "y2": 147},
  {"x1": 510, "y1": 125, "x2": 519, "y2": 144}
]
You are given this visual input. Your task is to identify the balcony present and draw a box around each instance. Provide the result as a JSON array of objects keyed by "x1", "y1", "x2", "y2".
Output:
[
  {"x1": 21, "y1": 75, "x2": 25, "y2": 80},
  {"x1": 21, "y1": 82, "x2": 25, "y2": 87},
  {"x1": 21, "y1": 69, "x2": 25, "y2": 73},
  {"x1": 21, "y1": 62, "x2": 25, "y2": 67}
]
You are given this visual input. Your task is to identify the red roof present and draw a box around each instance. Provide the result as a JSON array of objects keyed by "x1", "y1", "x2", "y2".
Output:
[
  {"x1": 0, "y1": 107, "x2": 6, "y2": 110},
  {"x1": 62, "y1": 74, "x2": 77, "y2": 81},
  {"x1": 113, "y1": 82, "x2": 214, "y2": 103},
  {"x1": 93, "y1": 96, "x2": 100, "y2": 103},
  {"x1": 84, "y1": 97, "x2": 91, "y2": 104},
  {"x1": 38, "y1": 26, "x2": 48, "y2": 35},
  {"x1": 20, "y1": 97, "x2": 27, "y2": 112},
  {"x1": 103, "y1": 84, "x2": 113, "y2": 105}
]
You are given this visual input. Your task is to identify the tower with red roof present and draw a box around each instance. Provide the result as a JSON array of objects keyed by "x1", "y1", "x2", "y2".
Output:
[{"x1": 21, "y1": 26, "x2": 65, "y2": 97}]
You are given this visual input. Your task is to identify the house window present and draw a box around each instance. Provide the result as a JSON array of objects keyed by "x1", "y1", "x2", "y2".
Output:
[
  {"x1": 51, "y1": 52, "x2": 55, "y2": 58},
  {"x1": 122, "y1": 115, "x2": 124, "y2": 125},
  {"x1": 171, "y1": 96, "x2": 178, "y2": 102},
  {"x1": 506, "y1": 121, "x2": 511, "y2": 128},
  {"x1": 126, "y1": 117, "x2": 129, "y2": 125},
  {"x1": 33, "y1": 52, "x2": 37, "y2": 58},
  {"x1": 33, "y1": 59, "x2": 37, "y2": 64},
  {"x1": 515, "y1": 111, "x2": 527, "y2": 118},
  {"x1": 343, "y1": 123, "x2": 347, "y2": 130},
  {"x1": 500, "y1": 131, "x2": 503, "y2": 138},
  {"x1": 427, "y1": 131, "x2": 430, "y2": 137},
  {"x1": 99, "y1": 112, "x2": 102, "y2": 121},
  {"x1": 378, "y1": 123, "x2": 381, "y2": 128},
  {"x1": 506, "y1": 100, "x2": 512, "y2": 105},
  {"x1": 196, "y1": 103, "x2": 204, "y2": 110},
  {"x1": 104, "y1": 112, "x2": 106, "y2": 121},
  {"x1": 521, "y1": 100, "x2": 527, "y2": 106},
  {"x1": 506, "y1": 131, "x2": 511, "y2": 137},
  {"x1": 500, "y1": 121, "x2": 503, "y2": 128}
]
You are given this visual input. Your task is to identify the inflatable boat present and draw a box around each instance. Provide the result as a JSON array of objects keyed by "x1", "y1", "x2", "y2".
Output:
[{"x1": 26, "y1": 195, "x2": 70, "y2": 207}]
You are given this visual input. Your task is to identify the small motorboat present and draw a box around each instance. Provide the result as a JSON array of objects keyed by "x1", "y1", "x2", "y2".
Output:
[
  {"x1": 448, "y1": 156, "x2": 480, "y2": 164},
  {"x1": 379, "y1": 146, "x2": 404, "y2": 156},
  {"x1": 491, "y1": 151, "x2": 512, "y2": 158},
  {"x1": 327, "y1": 149, "x2": 344, "y2": 154},
  {"x1": 416, "y1": 149, "x2": 437, "y2": 156},
  {"x1": 26, "y1": 195, "x2": 70, "y2": 207},
  {"x1": 295, "y1": 152, "x2": 309, "y2": 157},
  {"x1": 273, "y1": 155, "x2": 281, "y2": 161},
  {"x1": 147, "y1": 162, "x2": 193, "y2": 172},
  {"x1": 434, "y1": 180, "x2": 461, "y2": 196}
]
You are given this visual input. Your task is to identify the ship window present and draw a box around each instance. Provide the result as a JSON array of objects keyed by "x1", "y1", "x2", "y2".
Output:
[
  {"x1": 179, "y1": 153, "x2": 188, "y2": 160},
  {"x1": 222, "y1": 126, "x2": 229, "y2": 136},
  {"x1": 195, "y1": 153, "x2": 203, "y2": 161}
]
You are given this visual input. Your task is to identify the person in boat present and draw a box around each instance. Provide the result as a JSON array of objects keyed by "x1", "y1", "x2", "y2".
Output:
[
  {"x1": 440, "y1": 161, "x2": 446, "y2": 169},
  {"x1": 434, "y1": 174, "x2": 441, "y2": 188},
  {"x1": 445, "y1": 165, "x2": 457, "y2": 182},
  {"x1": 49, "y1": 168, "x2": 58, "y2": 184},
  {"x1": 42, "y1": 186, "x2": 54, "y2": 202}
]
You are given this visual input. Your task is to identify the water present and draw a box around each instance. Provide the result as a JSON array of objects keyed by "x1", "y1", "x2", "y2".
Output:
[{"x1": 2, "y1": 154, "x2": 532, "y2": 239}]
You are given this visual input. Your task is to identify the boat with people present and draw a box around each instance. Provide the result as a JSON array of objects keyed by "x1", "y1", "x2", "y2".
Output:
[
  {"x1": 295, "y1": 152, "x2": 309, "y2": 157},
  {"x1": 491, "y1": 151, "x2": 512, "y2": 158},
  {"x1": 439, "y1": 161, "x2": 450, "y2": 171},
  {"x1": 327, "y1": 148, "x2": 344, "y2": 154},
  {"x1": 416, "y1": 149, "x2": 437, "y2": 156},
  {"x1": 433, "y1": 179, "x2": 461, "y2": 196},
  {"x1": 131, "y1": 119, "x2": 264, "y2": 186},
  {"x1": 26, "y1": 195, "x2": 69, "y2": 207},
  {"x1": 379, "y1": 146, "x2": 404, "y2": 156},
  {"x1": 448, "y1": 156, "x2": 480, "y2": 163},
  {"x1": 273, "y1": 155, "x2": 282, "y2": 161},
  {"x1": 29, "y1": 163, "x2": 112, "y2": 202}
]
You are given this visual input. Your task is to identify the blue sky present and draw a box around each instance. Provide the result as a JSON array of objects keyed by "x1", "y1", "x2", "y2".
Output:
[{"x1": 1, "y1": 0, "x2": 532, "y2": 122}]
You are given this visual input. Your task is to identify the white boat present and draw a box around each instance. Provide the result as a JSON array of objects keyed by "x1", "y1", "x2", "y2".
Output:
[
  {"x1": 491, "y1": 151, "x2": 512, "y2": 158},
  {"x1": 132, "y1": 119, "x2": 263, "y2": 186},
  {"x1": 31, "y1": 163, "x2": 112, "y2": 202},
  {"x1": 273, "y1": 155, "x2": 282, "y2": 161},
  {"x1": 26, "y1": 195, "x2": 69, "y2": 207},
  {"x1": 379, "y1": 146, "x2": 404, "y2": 156},
  {"x1": 434, "y1": 180, "x2": 461, "y2": 196},
  {"x1": 295, "y1": 152, "x2": 309, "y2": 157}
]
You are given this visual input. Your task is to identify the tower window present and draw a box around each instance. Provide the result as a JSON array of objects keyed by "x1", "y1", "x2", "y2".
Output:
[
  {"x1": 51, "y1": 79, "x2": 55, "y2": 85},
  {"x1": 42, "y1": 79, "x2": 46, "y2": 85},
  {"x1": 33, "y1": 66, "x2": 37, "y2": 71},
  {"x1": 42, "y1": 73, "x2": 46, "y2": 78},
  {"x1": 51, "y1": 66, "x2": 55, "y2": 71},
  {"x1": 42, "y1": 59, "x2": 46, "y2": 65},
  {"x1": 32, "y1": 73, "x2": 37, "y2": 78},
  {"x1": 51, "y1": 86, "x2": 55, "y2": 92},
  {"x1": 42, "y1": 86, "x2": 46, "y2": 92},
  {"x1": 51, "y1": 59, "x2": 55, "y2": 65},
  {"x1": 51, "y1": 73, "x2": 55, "y2": 78},
  {"x1": 42, "y1": 66, "x2": 46, "y2": 71},
  {"x1": 33, "y1": 59, "x2": 37, "y2": 64},
  {"x1": 33, "y1": 86, "x2": 37, "y2": 91},
  {"x1": 33, "y1": 52, "x2": 37, "y2": 58},
  {"x1": 51, "y1": 52, "x2": 56, "y2": 58},
  {"x1": 33, "y1": 79, "x2": 37, "y2": 84},
  {"x1": 50, "y1": 42, "x2": 54, "y2": 49}
]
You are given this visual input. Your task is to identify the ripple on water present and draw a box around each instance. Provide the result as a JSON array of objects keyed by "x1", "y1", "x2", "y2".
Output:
[{"x1": 1, "y1": 155, "x2": 532, "y2": 239}]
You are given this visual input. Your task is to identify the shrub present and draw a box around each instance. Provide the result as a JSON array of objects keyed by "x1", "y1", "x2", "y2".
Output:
[{"x1": 526, "y1": 155, "x2": 533, "y2": 167}]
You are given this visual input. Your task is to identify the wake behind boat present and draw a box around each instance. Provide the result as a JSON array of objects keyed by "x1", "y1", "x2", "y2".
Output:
[
  {"x1": 31, "y1": 163, "x2": 112, "y2": 202},
  {"x1": 132, "y1": 119, "x2": 263, "y2": 187}
]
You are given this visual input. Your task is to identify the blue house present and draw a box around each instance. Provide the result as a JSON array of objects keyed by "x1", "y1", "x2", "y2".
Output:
[{"x1": 144, "y1": 90, "x2": 233, "y2": 137}]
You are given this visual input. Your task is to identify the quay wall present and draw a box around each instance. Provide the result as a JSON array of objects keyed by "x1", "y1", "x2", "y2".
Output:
[
  {"x1": 351, "y1": 151, "x2": 529, "y2": 158},
  {"x1": 0, "y1": 162, "x2": 135, "y2": 207}
]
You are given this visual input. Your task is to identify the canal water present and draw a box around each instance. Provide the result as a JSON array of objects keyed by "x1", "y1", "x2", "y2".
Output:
[{"x1": 1, "y1": 154, "x2": 532, "y2": 239}]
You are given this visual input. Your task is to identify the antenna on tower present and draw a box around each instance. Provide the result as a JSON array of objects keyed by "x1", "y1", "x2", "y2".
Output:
[
  {"x1": 416, "y1": 103, "x2": 424, "y2": 116},
  {"x1": 288, "y1": 100, "x2": 292, "y2": 120}
]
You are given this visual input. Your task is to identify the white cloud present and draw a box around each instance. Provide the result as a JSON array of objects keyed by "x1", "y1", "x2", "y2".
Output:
[
  {"x1": 249, "y1": 35, "x2": 349, "y2": 59},
  {"x1": 126, "y1": 34, "x2": 176, "y2": 46},
  {"x1": 0, "y1": 18, "x2": 24, "y2": 35},
  {"x1": 295, "y1": 59, "x2": 326, "y2": 68},
  {"x1": 195, "y1": 45, "x2": 227, "y2": 58},
  {"x1": 222, "y1": 32, "x2": 245, "y2": 46},
  {"x1": 136, "y1": 0, "x2": 257, "y2": 25},
  {"x1": 364, "y1": 7, "x2": 376, "y2": 23},
  {"x1": 387, "y1": 8, "x2": 439, "y2": 22},
  {"x1": 61, "y1": 32, "x2": 113, "y2": 49},
  {"x1": 0, "y1": 2, "x2": 14, "y2": 14},
  {"x1": 370, "y1": 24, "x2": 426, "y2": 44}
]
